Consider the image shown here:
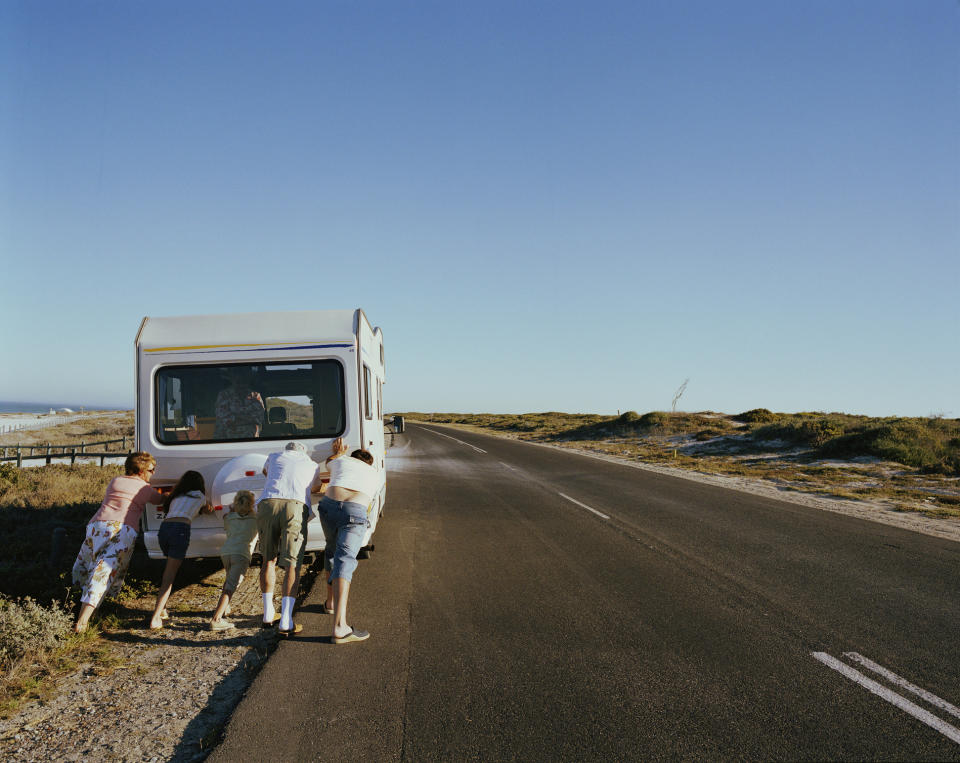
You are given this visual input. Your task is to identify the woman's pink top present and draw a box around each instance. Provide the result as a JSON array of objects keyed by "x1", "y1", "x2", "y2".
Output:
[{"x1": 90, "y1": 476, "x2": 164, "y2": 531}]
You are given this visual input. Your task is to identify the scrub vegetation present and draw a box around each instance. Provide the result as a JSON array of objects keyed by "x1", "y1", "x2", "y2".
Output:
[
  {"x1": 0, "y1": 411, "x2": 134, "y2": 449},
  {"x1": 399, "y1": 410, "x2": 960, "y2": 519},
  {"x1": 0, "y1": 415, "x2": 145, "y2": 715},
  {"x1": 0, "y1": 460, "x2": 158, "y2": 715}
]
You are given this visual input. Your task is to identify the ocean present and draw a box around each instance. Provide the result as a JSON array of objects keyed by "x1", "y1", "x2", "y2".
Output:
[{"x1": 0, "y1": 401, "x2": 128, "y2": 414}]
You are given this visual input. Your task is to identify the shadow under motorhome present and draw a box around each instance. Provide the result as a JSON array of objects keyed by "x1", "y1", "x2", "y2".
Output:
[{"x1": 135, "y1": 309, "x2": 386, "y2": 559}]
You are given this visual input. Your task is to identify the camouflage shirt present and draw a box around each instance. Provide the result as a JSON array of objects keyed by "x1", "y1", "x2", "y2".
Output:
[{"x1": 213, "y1": 388, "x2": 265, "y2": 439}]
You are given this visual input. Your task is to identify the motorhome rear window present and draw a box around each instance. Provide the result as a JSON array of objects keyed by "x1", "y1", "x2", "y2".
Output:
[{"x1": 154, "y1": 361, "x2": 345, "y2": 445}]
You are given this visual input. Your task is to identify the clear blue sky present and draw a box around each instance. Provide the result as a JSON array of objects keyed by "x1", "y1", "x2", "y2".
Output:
[{"x1": 1, "y1": 1, "x2": 957, "y2": 417}]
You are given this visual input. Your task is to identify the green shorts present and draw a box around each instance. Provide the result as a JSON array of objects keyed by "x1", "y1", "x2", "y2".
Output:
[
  {"x1": 256, "y1": 498, "x2": 308, "y2": 568},
  {"x1": 220, "y1": 553, "x2": 251, "y2": 594}
]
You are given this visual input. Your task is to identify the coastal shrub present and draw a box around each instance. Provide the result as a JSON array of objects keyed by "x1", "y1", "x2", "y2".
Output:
[
  {"x1": 818, "y1": 420, "x2": 960, "y2": 475},
  {"x1": 0, "y1": 463, "x2": 22, "y2": 494},
  {"x1": 752, "y1": 418, "x2": 847, "y2": 447},
  {"x1": 694, "y1": 429, "x2": 726, "y2": 441},
  {"x1": 736, "y1": 408, "x2": 778, "y2": 424},
  {"x1": 0, "y1": 596, "x2": 72, "y2": 667},
  {"x1": 638, "y1": 412, "x2": 668, "y2": 429}
]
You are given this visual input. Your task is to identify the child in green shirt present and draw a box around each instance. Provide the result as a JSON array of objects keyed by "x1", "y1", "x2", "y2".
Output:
[{"x1": 210, "y1": 490, "x2": 259, "y2": 631}]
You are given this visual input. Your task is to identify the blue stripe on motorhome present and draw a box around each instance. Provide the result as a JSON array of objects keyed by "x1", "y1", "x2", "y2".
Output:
[{"x1": 147, "y1": 343, "x2": 354, "y2": 356}]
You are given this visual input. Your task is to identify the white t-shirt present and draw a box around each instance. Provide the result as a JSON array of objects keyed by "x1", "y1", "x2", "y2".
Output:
[
  {"x1": 328, "y1": 456, "x2": 379, "y2": 499},
  {"x1": 165, "y1": 490, "x2": 207, "y2": 521},
  {"x1": 259, "y1": 450, "x2": 319, "y2": 507}
]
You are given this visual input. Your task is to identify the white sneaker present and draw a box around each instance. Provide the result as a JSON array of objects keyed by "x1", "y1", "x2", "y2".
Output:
[{"x1": 210, "y1": 619, "x2": 235, "y2": 632}]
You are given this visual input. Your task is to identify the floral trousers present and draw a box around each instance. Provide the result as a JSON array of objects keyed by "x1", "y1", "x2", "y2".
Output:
[{"x1": 72, "y1": 520, "x2": 138, "y2": 607}]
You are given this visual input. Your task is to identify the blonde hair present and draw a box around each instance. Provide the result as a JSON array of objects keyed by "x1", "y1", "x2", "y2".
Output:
[
  {"x1": 125, "y1": 451, "x2": 156, "y2": 476},
  {"x1": 232, "y1": 490, "x2": 255, "y2": 516}
]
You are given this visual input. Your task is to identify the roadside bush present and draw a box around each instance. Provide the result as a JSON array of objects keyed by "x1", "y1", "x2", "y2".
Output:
[
  {"x1": 0, "y1": 596, "x2": 72, "y2": 667},
  {"x1": 736, "y1": 408, "x2": 778, "y2": 424},
  {"x1": 694, "y1": 429, "x2": 726, "y2": 441},
  {"x1": 638, "y1": 412, "x2": 668, "y2": 429},
  {"x1": 0, "y1": 463, "x2": 23, "y2": 494},
  {"x1": 752, "y1": 418, "x2": 847, "y2": 447},
  {"x1": 818, "y1": 420, "x2": 960, "y2": 475}
]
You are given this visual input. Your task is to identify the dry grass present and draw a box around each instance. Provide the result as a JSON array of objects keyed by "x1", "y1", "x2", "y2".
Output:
[
  {"x1": 0, "y1": 633, "x2": 103, "y2": 718},
  {"x1": 0, "y1": 474, "x2": 163, "y2": 719},
  {"x1": 0, "y1": 411, "x2": 133, "y2": 450}
]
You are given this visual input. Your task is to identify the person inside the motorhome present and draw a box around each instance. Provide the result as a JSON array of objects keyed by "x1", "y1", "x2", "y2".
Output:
[
  {"x1": 257, "y1": 441, "x2": 319, "y2": 636},
  {"x1": 72, "y1": 452, "x2": 163, "y2": 633},
  {"x1": 314, "y1": 437, "x2": 377, "y2": 644},
  {"x1": 213, "y1": 367, "x2": 265, "y2": 439},
  {"x1": 148, "y1": 470, "x2": 212, "y2": 630},
  {"x1": 209, "y1": 490, "x2": 258, "y2": 632}
]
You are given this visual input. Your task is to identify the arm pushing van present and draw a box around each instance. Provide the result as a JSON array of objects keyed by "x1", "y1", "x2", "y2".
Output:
[{"x1": 135, "y1": 309, "x2": 386, "y2": 560}]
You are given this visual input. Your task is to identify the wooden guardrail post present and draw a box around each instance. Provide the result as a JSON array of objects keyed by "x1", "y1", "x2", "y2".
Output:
[
  {"x1": 80, "y1": 441, "x2": 86, "y2": 454},
  {"x1": 16, "y1": 449, "x2": 22, "y2": 468},
  {"x1": 70, "y1": 449, "x2": 77, "y2": 465},
  {"x1": 49, "y1": 527, "x2": 66, "y2": 567}
]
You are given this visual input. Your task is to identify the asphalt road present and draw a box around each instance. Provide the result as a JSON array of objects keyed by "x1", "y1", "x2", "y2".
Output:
[{"x1": 211, "y1": 424, "x2": 960, "y2": 761}]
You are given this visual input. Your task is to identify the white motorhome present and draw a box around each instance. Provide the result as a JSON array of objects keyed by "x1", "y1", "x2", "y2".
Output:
[{"x1": 135, "y1": 310, "x2": 386, "y2": 559}]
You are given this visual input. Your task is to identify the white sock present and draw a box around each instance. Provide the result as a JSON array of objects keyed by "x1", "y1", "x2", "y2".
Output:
[
  {"x1": 279, "y1": 596, "x2": 295, "y2": 630},
  {"x1": 262, "y1": 594, "x2": 275, "y2": 622}
]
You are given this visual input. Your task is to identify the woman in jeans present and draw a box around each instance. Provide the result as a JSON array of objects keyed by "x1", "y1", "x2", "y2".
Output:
[{"x1": 314, "y1": 437, "x2": 379, "y2": 644}]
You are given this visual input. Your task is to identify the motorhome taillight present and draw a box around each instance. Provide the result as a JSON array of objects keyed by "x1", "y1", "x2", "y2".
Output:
[
  {"x1": 214, "y1": 505, "x2": 223, "y2": 512},
  {"x1": 245, "y1": 470, "x2": 255, "y2": 476}
]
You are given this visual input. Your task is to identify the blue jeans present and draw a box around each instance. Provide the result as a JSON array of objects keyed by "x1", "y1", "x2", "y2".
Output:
[{"x1": 318, "y1": 496, "x2": 369, "y2": 583}]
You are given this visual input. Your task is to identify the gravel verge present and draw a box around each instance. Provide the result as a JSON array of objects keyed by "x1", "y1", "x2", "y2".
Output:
[{"x1": 0, "y1": 557, "x2": 322, "y2": 762}]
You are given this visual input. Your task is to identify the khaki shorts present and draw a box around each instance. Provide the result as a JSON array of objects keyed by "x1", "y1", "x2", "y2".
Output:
[
  {"x1": 221, "y1": 553, "x2": 251, "y2": 594},
  {"x1": 256, "y1": 498, "x2": 308, "y2": 568}
]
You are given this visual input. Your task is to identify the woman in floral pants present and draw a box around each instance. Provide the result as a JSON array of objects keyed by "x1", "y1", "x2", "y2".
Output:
[{"x1": 72, "y1": 452, "x2": 162, "y2": 633}]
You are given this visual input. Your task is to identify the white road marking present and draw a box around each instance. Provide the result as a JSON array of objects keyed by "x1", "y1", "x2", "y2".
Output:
[
  {"x1": 416, "y1": 427, "x2": 487, "y2": 454},
  {"x1": 558, "y1": 492, "x2": 610, "y2": 520},
  {"x1": 842, "y1": 652, "x2": 960, "y2": 721},
  {"x1": 499, "y1": 461, "x2": 517, "y2": 471},
  {"x1": 812, "y1": 652, "x2": 960, "y2": 745}
]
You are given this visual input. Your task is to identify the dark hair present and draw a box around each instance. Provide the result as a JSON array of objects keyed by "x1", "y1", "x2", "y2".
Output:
[
  {"x1": 162, "y1": 470, "x2": 205, "y2": 512},
  {"x1": 350, "y1": 449, "x2": 374, "y2": 465}
]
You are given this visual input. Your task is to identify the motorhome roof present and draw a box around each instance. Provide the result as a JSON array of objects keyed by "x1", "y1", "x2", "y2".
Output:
[{"x1": 137, "y1": 310, "x2": 361, "y2": 350}]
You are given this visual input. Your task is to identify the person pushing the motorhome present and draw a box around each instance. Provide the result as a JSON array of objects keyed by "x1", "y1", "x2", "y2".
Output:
[
  {"x1": 257, "y1": 441, "x2": 319, "y2": 636},
  {"x1": 148, "y1": 470, "x2": 213, "y2": 630},
  {"x1": 314, "y1": 437, "x2": 377, "y2": 644},
  {"x1": 72, "y1": 452, "x2": 162, "y2": 633},
  {"x1": 209, "y1": 490, "x2": 258, "y2": 632}
]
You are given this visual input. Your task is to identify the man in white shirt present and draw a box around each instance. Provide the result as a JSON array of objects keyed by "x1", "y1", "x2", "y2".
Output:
[{"x1": 257, "y1": 441, "x2": 319, "y2": 635}]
